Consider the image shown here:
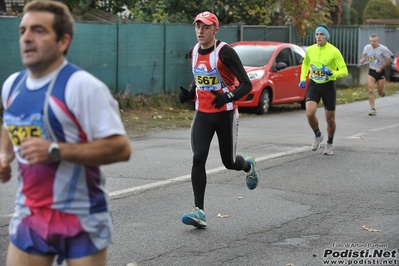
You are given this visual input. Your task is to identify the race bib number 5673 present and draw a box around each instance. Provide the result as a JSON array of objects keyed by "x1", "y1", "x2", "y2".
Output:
[{"x1": 7, "y1": 125, "x2": 43, "y2": 146}]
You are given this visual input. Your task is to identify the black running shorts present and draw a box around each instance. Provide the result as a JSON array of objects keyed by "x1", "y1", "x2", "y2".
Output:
[{"x1": 306, "y1": 79, "x2": 336, "y2": 111}]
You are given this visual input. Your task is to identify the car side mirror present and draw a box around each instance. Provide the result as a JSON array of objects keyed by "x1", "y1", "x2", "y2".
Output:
[{"x1": 276, "y1": 62, "x2": 287, "y2": 71}]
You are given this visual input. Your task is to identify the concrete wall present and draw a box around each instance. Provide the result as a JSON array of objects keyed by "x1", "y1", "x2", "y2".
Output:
[
  {"x1": 337, "y1": 65, "x2": 394, "y2": 87},
  {"x1": 336, "y1": 66, "x2": 369, "y2": 87}
]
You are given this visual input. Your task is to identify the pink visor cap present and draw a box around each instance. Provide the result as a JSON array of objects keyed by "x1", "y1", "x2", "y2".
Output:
[{"x1": 193, "y1": 11, "x2": 219, "y2": 27}]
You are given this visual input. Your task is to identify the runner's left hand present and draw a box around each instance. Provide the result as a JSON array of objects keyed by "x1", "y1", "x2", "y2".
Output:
[
  {"x1": 211, "y1": 90, "x2": 234, "y2": 109},
  {"x1": 322, "y1": 65, "x2": 332, "y2": 76}
]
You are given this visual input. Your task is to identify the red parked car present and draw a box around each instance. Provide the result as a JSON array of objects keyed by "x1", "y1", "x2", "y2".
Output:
[{"x1": 231, "y1": 41, "x2": 309, "y2": 114}]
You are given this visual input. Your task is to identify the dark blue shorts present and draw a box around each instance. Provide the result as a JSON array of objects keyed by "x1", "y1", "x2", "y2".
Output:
[{"x1": 9, "y1": 205, "x2": 113, "y2": 264}]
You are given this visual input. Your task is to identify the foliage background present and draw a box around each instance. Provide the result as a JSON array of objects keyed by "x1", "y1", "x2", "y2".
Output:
[{"x1": 70, "y1": 0, "x2": 345, "y2": 37}]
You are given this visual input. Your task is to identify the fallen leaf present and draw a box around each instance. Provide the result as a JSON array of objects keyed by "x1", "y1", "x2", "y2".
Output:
[
  {"x1": 362, "y1": 225, "x2": 379, "y2": 232},
  {"x1": 217, "y1": 213, "x2": 230, "y2": 218}
]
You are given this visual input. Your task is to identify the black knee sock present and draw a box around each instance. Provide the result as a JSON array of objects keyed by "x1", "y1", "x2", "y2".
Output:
[{"x1": 314, "y1": 128, "x2": 321, "y2": 137}]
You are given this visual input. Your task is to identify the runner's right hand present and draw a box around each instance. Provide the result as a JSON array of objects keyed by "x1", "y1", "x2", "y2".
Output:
[
  {"x1": 0, "y1": 154, "x2": 12, "y2": 183},
  {"x1": 179, "y1": 86, "x2": 191, "y2": 103}
]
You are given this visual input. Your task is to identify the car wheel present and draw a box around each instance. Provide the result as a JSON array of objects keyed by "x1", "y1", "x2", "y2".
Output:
[{"x1": 256, "y1": 89, "x2": 270, "y2": 114}]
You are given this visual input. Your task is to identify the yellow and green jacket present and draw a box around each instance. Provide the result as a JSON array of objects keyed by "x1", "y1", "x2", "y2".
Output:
[{"x1": 300, "y1": 42, "x2": 348, "y2": 84}]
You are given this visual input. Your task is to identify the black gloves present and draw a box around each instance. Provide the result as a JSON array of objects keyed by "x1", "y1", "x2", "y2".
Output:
[
  {"x1": 179, "y1": 87, "x2": 235, "y2": 108},
  {"x1": 211, "y1": 90, "x2": 235, "y2": 109},
  {"x1": 179, "y1": 86, "x2": 195, "y2": 103}
]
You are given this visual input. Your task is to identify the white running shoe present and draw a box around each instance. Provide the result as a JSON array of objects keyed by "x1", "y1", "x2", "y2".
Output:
[
  {"x1": 311, "y1": 134, "x2": 324, "y2": 151},
  {"x1": 324, "y1": 143, "x2": 334, "y2": 155}
]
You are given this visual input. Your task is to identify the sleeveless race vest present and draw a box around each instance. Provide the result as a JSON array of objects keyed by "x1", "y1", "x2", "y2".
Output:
[
  {"x1": 191, "y1": 41, "x2": 237, "y2": 112},
  {"x1": 3, "y1": 63, "x2": 107, "y2": 214}
]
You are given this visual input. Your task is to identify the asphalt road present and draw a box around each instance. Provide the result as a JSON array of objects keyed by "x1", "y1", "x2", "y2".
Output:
[{"x1": 1, "y1": 95, "x2": 399, "y2": 266}]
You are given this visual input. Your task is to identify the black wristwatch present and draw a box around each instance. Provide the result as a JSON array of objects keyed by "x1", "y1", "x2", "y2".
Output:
[{"x1": 48, "y1": 142, "x2": 60, "y2": 161}]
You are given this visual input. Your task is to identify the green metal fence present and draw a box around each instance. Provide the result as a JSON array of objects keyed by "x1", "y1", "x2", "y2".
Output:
[
  {"x1": 299, "y1": 26, "x2": 361, "y2": 65},
  {"x1": 0, "y1": 18, "x2": 240, "y2": 95},
  {"x1": 1, "y1": 17, "x2": 398, "y2": 95},
  {"x1": 0, "y1": 17, "x2": 23, "y2": 83}
]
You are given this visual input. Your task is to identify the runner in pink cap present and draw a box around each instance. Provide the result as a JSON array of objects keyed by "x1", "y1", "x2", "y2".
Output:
[
  {"x1": 193, "y1": 11, "x2": 219, "y2": 27},
  {"x1": 180, "y1": 10, "x2": 258, "y2": 229}
]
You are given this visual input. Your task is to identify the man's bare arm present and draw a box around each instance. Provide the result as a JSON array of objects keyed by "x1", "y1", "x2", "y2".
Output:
[{"x1": 21, "y1": 134, "x2": 131, "y2": 166}]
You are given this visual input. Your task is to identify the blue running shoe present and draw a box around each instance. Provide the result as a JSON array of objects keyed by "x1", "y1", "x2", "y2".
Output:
[
  {"x1": 245, "y1": 156, "x2": 258, "y2": 190},
  {"x1": 182, "y1": 207, "x2": 207, "y2": 228}
]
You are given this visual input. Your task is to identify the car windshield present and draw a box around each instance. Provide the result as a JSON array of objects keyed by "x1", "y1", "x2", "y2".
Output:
[{"x1": 232, "y1": 46, "x2": 275, "y2": 67}]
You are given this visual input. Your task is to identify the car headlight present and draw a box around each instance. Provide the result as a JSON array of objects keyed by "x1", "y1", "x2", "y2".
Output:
[{"x1": 247, "y1": 70, "x2": 265, "y2": 80}]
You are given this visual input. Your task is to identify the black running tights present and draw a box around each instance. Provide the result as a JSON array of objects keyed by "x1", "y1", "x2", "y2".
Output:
[{"x1": 189, "y1": 110, "x2": 250, "y2": 210}]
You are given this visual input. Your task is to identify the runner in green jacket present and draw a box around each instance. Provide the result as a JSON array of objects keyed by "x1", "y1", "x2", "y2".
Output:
[{"x1": 299, "y1": 25, "x2": 348, "y2": 155}]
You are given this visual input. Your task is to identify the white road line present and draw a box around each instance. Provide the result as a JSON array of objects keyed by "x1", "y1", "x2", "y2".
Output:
[
  {"x1": 1, "y1": 147, "x2": 310, "y2": 217},
  {"x1": 345, "y1": 123, "x2": 399, "y2": 139},
  {"x1": 369, "y1": 123, "x2": 399, "y2": 132},
  {"x1": 345, "y1": 133, "x2": 366, "y2": 139},
  {"x1": 256, "y1": 146, "x2": 310, "y2": 161},
  {"x1": 109, "y1": 146, "x2": 309, "y2": 199}
]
